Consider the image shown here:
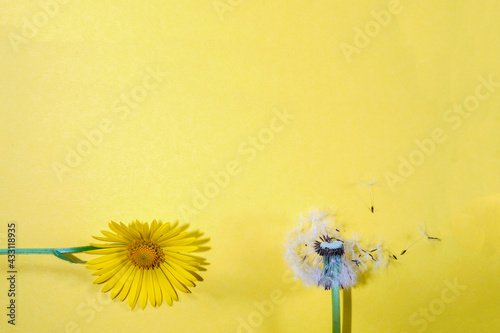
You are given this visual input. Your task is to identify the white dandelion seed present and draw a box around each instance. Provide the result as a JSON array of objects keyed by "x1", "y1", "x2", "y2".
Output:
[
  {"x1": 401, "y1": 222, "x2": 441, "y2": 255},
  {"x1": 358, "y1": 180, "x2": 377, "y2": 213}
]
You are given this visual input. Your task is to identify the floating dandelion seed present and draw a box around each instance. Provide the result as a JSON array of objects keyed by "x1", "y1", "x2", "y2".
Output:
[
  {"x1": 401, "y1": 222, "x2": 440, "y2": 255},
  {"x1": 358, "y1": 180, "x2": 376, "y2": 213},
  {"x1": 363, "y1": 181, "x2": 376, "y2": 213}
]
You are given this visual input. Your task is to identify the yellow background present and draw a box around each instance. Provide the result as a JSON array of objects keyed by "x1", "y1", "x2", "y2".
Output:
[{"x1": 1, "y1": 1, "x2": 499, "y2": 332}]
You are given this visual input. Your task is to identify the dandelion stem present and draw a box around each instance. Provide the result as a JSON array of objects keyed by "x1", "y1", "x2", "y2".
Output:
[
  {"x1": 0, "y1": 246, "x2": 99, "y2": 264},
  {"x1": 332, "y1": 279, "x2": 341, "y2": 333},
  {"x1": 332, "y1": 254, "x2": 341, "y2": 333}
]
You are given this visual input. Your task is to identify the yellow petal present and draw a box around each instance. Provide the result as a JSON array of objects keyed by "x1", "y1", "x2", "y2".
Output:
[
  {"x1": 158, "y1": 231, "x2": 188, "y2": 244},
  {"x1": 151, "y1": 269, "x2": 163, "y2": 307},
  {"x1": 101, "y1": 230, "x2": 129, "y2": 243},
  {"x1": 146, "y1": 269, "x2": 156, "y2": 307},
  {"x1": 86, "y1": 252, "x2": 125, "y2": 266},
  {"x1": 120, "y1": 266, "x2": 138, "y2": 302},
  {"x1": 151, "y1": 222, "x2": 171, "y2": 242},
  {"x1": 155, "y1": 229, "x2": 183, "y2": 244},
  {"x1": 164, "y1": 261, "x2": 196, "y2": 287},
  {"x1": 165, "y1": 251, "x2": 199, "y2": 263},
  {"x1": 108, "y1": 222, "x2": 135, "y2": 241},
  {"x1": 89, "y1": 243, "x2": 128, "y2": 249},
  {"x1": 143, "y1": 223, "x2": 150, "y2": 241},
  {"x1": 85, "y1": 247, "x2": 126, "y2": 255},
  {"x1": 163, "y1": 245, "x2": 198, "y2": 253},
  {"x1": 100, "y1": 261, "x2": 132, "y2": 293},
  {"x1": 92, "y1": 235, "x2": 127, "y2": 244},
  {"x1": 160, "y1": 264, "x2": 191, "y2": 293},
  {"x1": 164, "y1": 254, "x2": 198, "y2": 271},
  {"x1": 110, "y1": 263, "x2": 135, "y2": 300},
  {"x1": 128, "y1": 269, "x2": 144, "y2": 310},
  {"x1": 163, "y1": 237, "x2": 196, "y2": 246},
  {"x1": 140, "y1": 269, "x2": 149, "y2": 309},
  {"x1": 134, "y1": 220, "x2": 143, "y2": 235},
  {"x1": 87, "y1": 258, "x2": 126, "y2": 271},
  {"x1": 91, "y1": 257, "x2": 128, "y2": 276},
  {"x1": 150, "y1": 220, "x2": 158, "y2": 236},
  {"x1": 184, "y1": 254, "x2": 209, "y2": 265},
  {"x1": 95, "y1": 259, "x2": 129, "y2": 286},
  {"x1": 156, "y1": 267, "x2": 178, "y2": 302},
  {"x1": 121, "y1": 222, "x2": 142, "y2": 239}
]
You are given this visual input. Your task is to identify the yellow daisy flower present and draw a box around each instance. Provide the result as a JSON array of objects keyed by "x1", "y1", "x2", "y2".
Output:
[{"x1": 86, "y1": 219, "x2": 209, "y2": 310}]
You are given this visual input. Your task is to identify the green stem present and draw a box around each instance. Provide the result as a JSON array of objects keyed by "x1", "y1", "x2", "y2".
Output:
[
  {"x1": 332, "y1": 254, "x2": 341, "y2": 333},
  {"x1": 323, "y1": 255, "x2": 342, "y2": 333},
  {"x1": 0, "y1": 246, "x2": 98, "y2": 264},
  {"x1": 332, "y1": 281, "x2": 341, "y2": 333}
]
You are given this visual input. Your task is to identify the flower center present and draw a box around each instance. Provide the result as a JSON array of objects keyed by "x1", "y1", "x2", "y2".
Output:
[{"x1": 127, "y1": 240, "x2": 165, "y2": 269}]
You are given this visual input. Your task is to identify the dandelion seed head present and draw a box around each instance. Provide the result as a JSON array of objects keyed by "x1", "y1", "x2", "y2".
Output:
[{"x1": 285, "y1": 208, "x2": 389, "y2": 290}]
